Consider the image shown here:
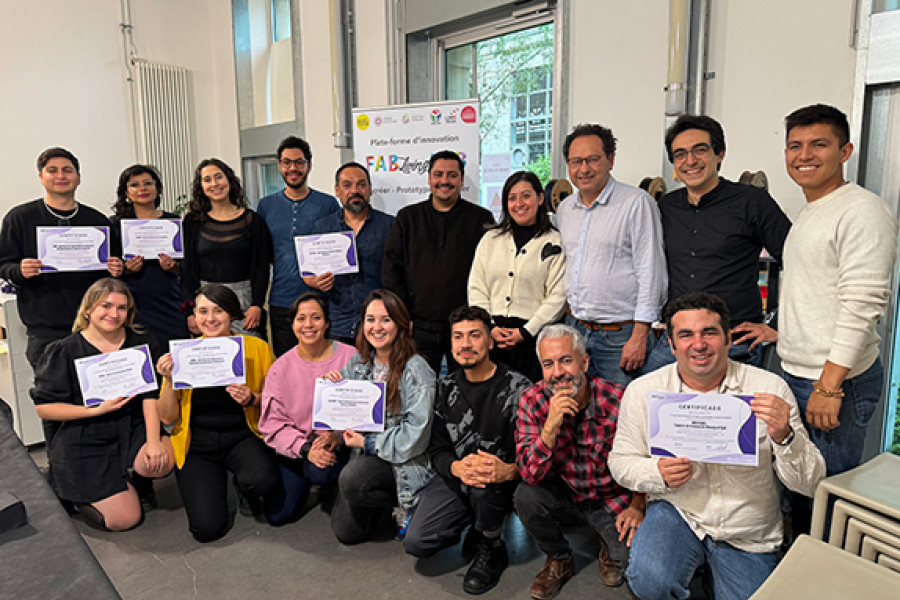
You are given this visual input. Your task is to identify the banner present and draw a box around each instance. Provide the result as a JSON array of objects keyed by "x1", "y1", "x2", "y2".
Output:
[{"x1": 352, "y1": 99, "x2": 481, "y2": 215}]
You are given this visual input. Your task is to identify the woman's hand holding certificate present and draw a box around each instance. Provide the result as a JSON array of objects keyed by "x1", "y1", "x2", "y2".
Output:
[
  {"x1": 169, "y1": 337, "x2": 246, "y2": 390},
  {"x1": 74, "y1": 344, "x2": 157, "y2": 407}
]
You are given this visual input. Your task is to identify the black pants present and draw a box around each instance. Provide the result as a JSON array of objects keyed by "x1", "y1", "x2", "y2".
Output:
[
  {"x1": 491, "y1": 316, "x2": 541, "y2": 383},
  {"x1": 269, "y1": 305, "x2": 295, "y2": 358},
  {"x1": 175, "y1": 427, "x2": 280, "y2": 542},
  {"x1": 404, "y1": 475, "x2": 516, "y2": 558},
  {"x1": 514, "y1": 474, "x2": 629, "y2": 568},
  {"x1": 412, "y1": 323, "x2": 457, "y2": 376},
  {"x1": 331, "y1": 454, "x2": 397, "y2": 545}
]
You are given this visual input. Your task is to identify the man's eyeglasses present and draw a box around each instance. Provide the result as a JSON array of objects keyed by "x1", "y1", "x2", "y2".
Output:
[
  {"x1": 279, "y1": 158, "x2": 309, "y2": 169},
  {"x1": 672, "y1": 143, "x2": 713, "y2": 163},
  {"x1": 565, "y1": 155, "x2": 606, "y2": 168}
]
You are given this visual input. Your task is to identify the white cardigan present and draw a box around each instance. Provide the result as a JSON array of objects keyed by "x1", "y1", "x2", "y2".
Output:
[{"x1": 467, "y1": 228, "x2": 567, "y2": 336}]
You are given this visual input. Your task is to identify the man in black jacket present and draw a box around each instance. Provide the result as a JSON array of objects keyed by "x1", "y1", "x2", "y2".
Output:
[
  {"x1": 381, "y1": 150, "x2": 494, "y2": 374},
  {"x1": 403, "y1": 306, "x2": 530, "y2": 594}
]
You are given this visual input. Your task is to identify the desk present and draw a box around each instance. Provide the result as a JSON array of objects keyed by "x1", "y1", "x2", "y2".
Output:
[{"x1": 0, "y1": 417, "x2": 120, "y2": 599}]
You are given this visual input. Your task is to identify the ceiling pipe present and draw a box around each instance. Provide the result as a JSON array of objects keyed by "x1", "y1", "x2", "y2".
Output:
[{"x1": 330, "y1": 0, "x2": 351, "y2": 148}]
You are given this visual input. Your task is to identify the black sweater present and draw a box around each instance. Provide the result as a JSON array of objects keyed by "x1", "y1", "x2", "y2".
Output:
[
  {"x1": 180, "y1": 209, "x2": 273, "y2": 307},
  {"x1": 0, "y1": 199, "x2": 111, "y2": 336},
  {"x1": 381, "y1": 197, "x2": 493, "y2": 327},
  {"x1": 427, "y1": 364, "x2": 532, "y2": 482}
]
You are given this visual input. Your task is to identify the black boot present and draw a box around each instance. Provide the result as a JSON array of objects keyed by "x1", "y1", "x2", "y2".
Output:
[{"x1": 462, "y1": 537, "x2": 508, "y2": 595}]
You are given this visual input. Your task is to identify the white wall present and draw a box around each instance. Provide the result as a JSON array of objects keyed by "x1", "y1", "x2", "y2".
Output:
[
  {"x1": 0, "y1": 0, "x2": 240, "y2": 218},
  {"x1": 567, "y1": 0, "x2": 857, "y2": 218}
]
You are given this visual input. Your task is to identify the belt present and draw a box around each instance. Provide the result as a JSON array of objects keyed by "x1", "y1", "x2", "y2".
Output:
[{"x1": 568, "y1": 309, "x2": 634, "y2": 332}]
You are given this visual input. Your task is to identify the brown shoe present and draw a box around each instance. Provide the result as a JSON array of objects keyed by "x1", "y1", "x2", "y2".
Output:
[
  {"x1": 529, "y1": 556, "x2": 575, "y2": 600},
  {"x1": 597, "y1": 547, "x2": 624, "y2": 587}
]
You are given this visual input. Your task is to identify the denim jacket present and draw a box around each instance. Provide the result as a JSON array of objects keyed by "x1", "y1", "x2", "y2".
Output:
[{"x1": 341, "y1": 353, "x2": 436, "y2": 509}]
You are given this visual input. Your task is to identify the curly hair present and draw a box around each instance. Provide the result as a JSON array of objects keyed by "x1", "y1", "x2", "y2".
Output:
[{"x1": 187, "y1": 158, "x2": 246, "y2": 221}]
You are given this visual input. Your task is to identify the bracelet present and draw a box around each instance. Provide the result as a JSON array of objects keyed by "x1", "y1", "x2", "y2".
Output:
[{"x1": 812, "y1": 381, "x2": 845, "y2": 398}]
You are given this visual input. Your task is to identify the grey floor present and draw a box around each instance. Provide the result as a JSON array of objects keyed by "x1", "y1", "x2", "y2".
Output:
[{"x1": 30, "y1": 447, "x2": 637, "y2": 600}]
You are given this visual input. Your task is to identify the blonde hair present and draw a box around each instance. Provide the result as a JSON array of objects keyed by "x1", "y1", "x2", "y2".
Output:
[{"x1": 72, "y1": 278, "x2": 140, "y2": 333}]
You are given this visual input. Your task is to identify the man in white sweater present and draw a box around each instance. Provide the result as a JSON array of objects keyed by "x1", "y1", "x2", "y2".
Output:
[{"x1": 778, "y1": 104, "x2": 897, "y2": 480}]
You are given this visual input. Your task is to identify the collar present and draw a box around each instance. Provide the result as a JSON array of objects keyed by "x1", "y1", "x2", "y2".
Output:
[{"x1": 571, "y1": 177, "x2": 617, "y2": 210}]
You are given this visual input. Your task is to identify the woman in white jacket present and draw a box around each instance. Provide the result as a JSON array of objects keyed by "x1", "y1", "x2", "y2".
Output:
[{"x1": 468, "y1": 171, "x2": 566, "y2": 382}]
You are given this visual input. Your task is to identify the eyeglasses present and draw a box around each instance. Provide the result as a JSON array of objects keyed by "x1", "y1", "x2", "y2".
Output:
[
  {"x1": 279, "y1": 158, "x2": 309, "y2": 169},
  {"x1": 672, "y1": 143, "x2": 713, "y2": 163},
  {"x1": 565, "y1": 155, "x2": 606, "y2": 168}
]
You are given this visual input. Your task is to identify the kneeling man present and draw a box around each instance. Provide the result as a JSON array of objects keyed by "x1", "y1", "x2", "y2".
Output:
[
  {"x1": 404, "y1": 306, "x2": 531, "y2": 594},
  {"x1": 609, "y1": 292, "x2": 825, "y2": 600},
  {"x1": 516, "y1": 324, "x2": 645, "y2": 599}
]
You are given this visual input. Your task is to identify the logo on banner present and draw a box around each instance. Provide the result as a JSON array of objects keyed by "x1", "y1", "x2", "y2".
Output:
[
  {"x1": 356, "y1": 114, "x2": 370, "y2": 130},
  {"x1": 446, "y1": 109, "x2": 458, "y2": 124},
  {"x1": 374, "y1": 116, "x2": 383, "y2": 127},
  {"x1": 461, "y1": 105, "x2": 477, "y2": 123},
  {"x1": 402, "y1": 114, "x2": 410, "y2": 124},
  {"x1": 430, "y1": 109, "x2": 442, "y2": 125}
]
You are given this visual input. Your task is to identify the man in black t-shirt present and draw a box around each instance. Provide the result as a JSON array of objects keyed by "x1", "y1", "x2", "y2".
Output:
[
  {"x1": 0, "y1": 147, "x2": 123, "y2": 368},
  {"x1": 403, "y1": 306, "x2": 530, "y2": 595}
]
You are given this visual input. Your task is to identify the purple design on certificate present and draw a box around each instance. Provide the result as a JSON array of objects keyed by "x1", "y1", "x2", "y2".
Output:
[
  {"x1": 121, "y1": 219, "x2": 184, "y2": 259},
  {"x1": 169, "y1": 336, "x2": 246, "y2": 390},
  {"x1": 37, "y1": 226, "x2": 109, "y2": 272},
  {"x1": 75, "y1": 344, "x2": 158, "y2": 407},
  {"x1": 312, "y1": 379, "x2": 385, "y2": 432},
  {"x1": 647, "y1": 391, "x2": 758, "y2": 466},
  {"x1": 295, "y1": 231, "x2": 359, "y2": 277}
]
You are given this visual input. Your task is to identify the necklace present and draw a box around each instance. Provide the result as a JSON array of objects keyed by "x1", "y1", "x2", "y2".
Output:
[{"x1": 44, "y1": 201, "x2": 79, "y2": 225}]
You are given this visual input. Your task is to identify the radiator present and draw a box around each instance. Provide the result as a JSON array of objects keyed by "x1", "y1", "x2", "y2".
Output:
[{"x1": 132, "y1": 59, "x2": 195, "y2": 213}]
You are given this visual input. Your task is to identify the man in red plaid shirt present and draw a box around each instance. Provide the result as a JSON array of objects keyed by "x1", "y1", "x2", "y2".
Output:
[{"x1": 515, "y1": 324, "x2": 645, "y2": 599}]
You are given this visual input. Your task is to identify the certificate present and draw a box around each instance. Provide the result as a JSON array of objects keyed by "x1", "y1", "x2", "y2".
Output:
[
  {"x1": 647, "y1": 392, "x2": 758, "y2": 466},
  {"x1": 75, "y1": 344, "x2": 158, "y2": 407},
  {"x1": 312, "y1": 379, "x2": 385, "y2": 432},
  {"x1": 121, "y1": 219, "x2": 184, "y2": 259},
  {"x1": 37, "y1": 226, "x2": 110, "y2": 272},
  {"x1": 295, "y1": 231, "x2": 359, "y2": 276},
  {"x1": 169, "y1": 337, "x2": 246, "y2": 390}
]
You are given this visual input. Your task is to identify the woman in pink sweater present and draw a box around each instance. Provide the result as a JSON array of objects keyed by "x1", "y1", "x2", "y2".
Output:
[{"x1": 258, "y1": 292, "x2": 356, "y2": 524}]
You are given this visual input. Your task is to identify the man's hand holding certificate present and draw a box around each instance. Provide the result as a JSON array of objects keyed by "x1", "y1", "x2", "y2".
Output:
[
  {"x1": 313, "y1": 379, "x2": 385, "y2": 432},
  {"x1": 37, "y1": 226, "x2": 110, "y2": 272},
  {"x1": 648, "y1": 392, "x2": 758, "y2": 467},
  {"x1": 170, "y1": 337, "x2": 246, "y2": 390},
  {"x1": 75, "y1": 344, "x2": 158, "y2": 407},
  {"x1": 295, "y1": 232, "x2": 359, "y2": 277}
]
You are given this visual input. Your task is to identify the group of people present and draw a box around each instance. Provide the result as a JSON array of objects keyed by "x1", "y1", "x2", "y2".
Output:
[{"x1": 0, "y1": 101, "x2": 896, "y2": 600}]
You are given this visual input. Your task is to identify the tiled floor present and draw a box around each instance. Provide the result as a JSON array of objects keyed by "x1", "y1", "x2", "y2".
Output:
[{"x1": 30, "y1": 447, "x2": 638, "y2": 600}]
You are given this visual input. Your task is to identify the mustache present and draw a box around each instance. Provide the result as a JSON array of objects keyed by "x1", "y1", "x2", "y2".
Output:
[{"x1": 549, "y1": 374, "x2": 576, "y2": 387}]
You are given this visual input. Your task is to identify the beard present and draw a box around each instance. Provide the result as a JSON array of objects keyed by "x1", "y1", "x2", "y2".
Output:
[
  {"x1": 343, "y1": 195, "x2": 369, "y2": 215},
  {"x1": 546, "y1": 373, "x2": 585, "y2": 397},
  {"x1": 284, "y1": 171, "x2": 308, "y2": 190}
]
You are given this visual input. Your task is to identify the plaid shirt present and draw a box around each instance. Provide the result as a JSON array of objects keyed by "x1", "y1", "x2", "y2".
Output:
[{"x1": 516, "y1": 375, "x2": 631, "y2": 514}]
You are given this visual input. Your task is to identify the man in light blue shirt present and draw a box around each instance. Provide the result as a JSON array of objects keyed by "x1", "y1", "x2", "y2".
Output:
[
  {"x1": 557, "y1": 124, "x2": 667, "y2": 387},
  {"x1": 257, "y1": 136, "x2": 340, "y2": 356}
]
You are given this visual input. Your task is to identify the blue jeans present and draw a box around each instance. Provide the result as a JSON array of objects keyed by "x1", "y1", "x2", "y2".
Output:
[
  {"x1": 782, "y1": 358, "x2": 884, "y2": 476},
  {"x1": 566, "y1": 315, "x2": 653, "y2": 387},
  {"x1": 643, "y1": 331, "x2": 762, "y2": 374},
  {"x1": 627, "y1": 501, "x2": 778, "y2": 600}
]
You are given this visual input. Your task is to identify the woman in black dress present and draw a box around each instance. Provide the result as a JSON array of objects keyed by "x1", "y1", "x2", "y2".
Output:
[
  {"x1": 110, "y1": 164, "x2": 190, "y2": 346},
  {"x1": 181, "y1": 158, "x2": 272, "y2": 338},
  {"x1": 31, "y1": 278, "x2": 174, "y2": 531}
]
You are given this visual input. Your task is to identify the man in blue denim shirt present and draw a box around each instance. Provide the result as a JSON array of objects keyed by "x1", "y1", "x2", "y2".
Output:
[
  {"x1": 306, "y1": 162, "x2": 394, "y2": 344},
  {"x1": 258, "y1": 136, "x2": 340, "y2": 356}
]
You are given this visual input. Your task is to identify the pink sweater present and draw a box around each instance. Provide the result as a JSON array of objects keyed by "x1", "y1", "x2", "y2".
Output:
[{"x1": 259, "y1": 341, "x2": 357, "y2": 458}]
